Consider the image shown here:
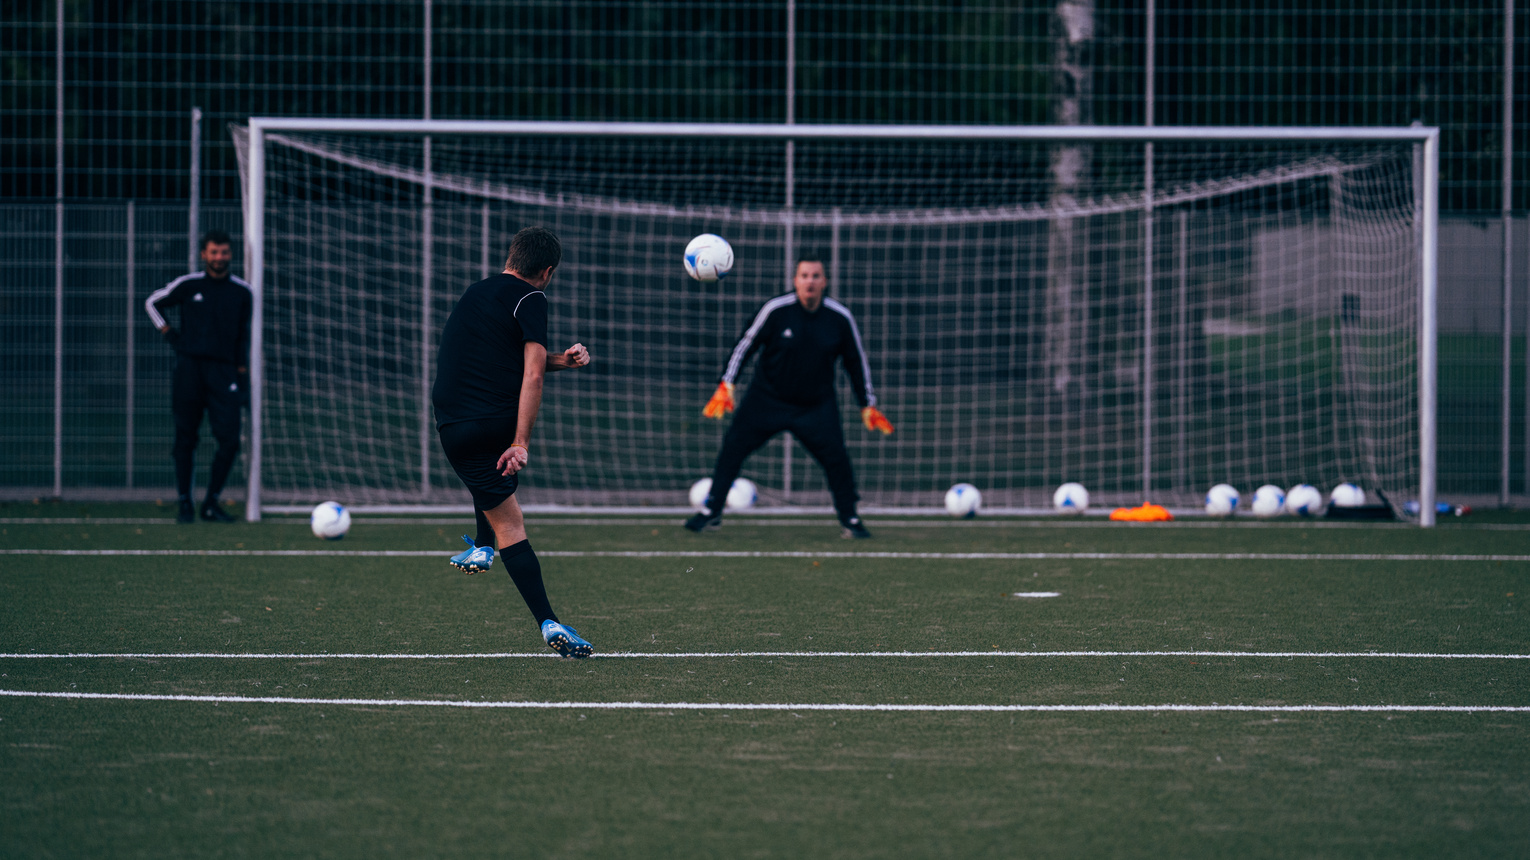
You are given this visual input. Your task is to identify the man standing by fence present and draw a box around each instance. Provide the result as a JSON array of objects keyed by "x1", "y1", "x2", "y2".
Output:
[{"x1": 144, "y1": 231, "x2": 252, "y2": 524}]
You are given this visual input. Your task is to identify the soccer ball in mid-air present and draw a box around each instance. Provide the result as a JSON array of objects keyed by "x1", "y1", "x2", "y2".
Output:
[
  {"x1": 1204, "y1": 483, "x2": 1240, "y2": 516},
  {"x1": 1053, "y1": 482, "x2": 1089, "y2": 513},
  {"x1": 1251, "y1": 484, "x2": 1285, "y2": 517},
  {"x1": 1284, "y1": 484, "x2": 1323, "y2": 516},
  {"x1": 310, "y1": 501, "x2": 351, "y2": 540},
  {"x1": 1329, "y1": 482, "x2": 1365, "y2": 508},
  {"x1": 683, "y1": 233, "x2": 734, "y2": 282},
  {"x1": 688, "y1": 477, "x2": 757, "y2": 512},
  {"x1": 945, "y1": 483, "x2": 982, "y2": 518}
]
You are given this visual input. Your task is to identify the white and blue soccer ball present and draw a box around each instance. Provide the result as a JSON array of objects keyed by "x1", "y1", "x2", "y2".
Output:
[
  {"x1": 689, "y1": 477, "x2": 757, "y2": 512},
  {"x1": 1204, "y1": 483, "x2": 1240, "y2": 516},
  {"x1": 945, "y1": 483, "x2": 982, "y2": 518},
  {"x1": 726, "y1": 477, "x2": 758, "y2": 511},
  {"x1": 1251, "y1": 484, "x2": 1285, "y2": 517},
  {"x1": 683, "y1": 233, "x2": 734, "y2": 283},
  {"x1": 1329, "y1": 482, "x2": 1366, "y2": 508},
  {"x1": 1284, "y1": 484, "x2": 1323, "y2": 516},
  {"x1": 1053, "y1": 482, "x2": 1089, "y2": 513},
  {"x1": 310, "y1": 500, "x2": 351, "y2": 540}
]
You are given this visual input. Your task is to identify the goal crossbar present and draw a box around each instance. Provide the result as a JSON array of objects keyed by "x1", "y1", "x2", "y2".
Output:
[{"x1": 241, "y1": 120, "x2": 1440, "y2": 524}]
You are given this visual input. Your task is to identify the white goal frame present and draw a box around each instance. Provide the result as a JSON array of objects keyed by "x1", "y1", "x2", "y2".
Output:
[{"x1": 241, "y1": 119, "x2": 1441, "y2": 524}]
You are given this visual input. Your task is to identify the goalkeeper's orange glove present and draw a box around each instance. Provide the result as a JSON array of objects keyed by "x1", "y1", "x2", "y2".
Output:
[
  {"x1": 702, "y1": 381, "x2": 735, "y2": 419},
  {"x1": 861, "y1": 405, "x2": 894, "y2": 434}
]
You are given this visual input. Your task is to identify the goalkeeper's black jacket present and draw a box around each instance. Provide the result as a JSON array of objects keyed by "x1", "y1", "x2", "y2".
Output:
[
  {"x1": 144, "y1": 271, "x2": 253, "y2": 367},
  {"x1": 719, "y1": 293, "x2": 877, "y2": 408}
]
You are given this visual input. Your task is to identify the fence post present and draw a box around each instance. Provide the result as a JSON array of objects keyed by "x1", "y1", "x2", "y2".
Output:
[
  {"x1": 189, "y1": 106, "x2": 201, "y2": 273},
  {"x1": 126, "y1": 201, "x2": 135, "y2": 488},
  {"x1": 53, "y1": 0, "x2": 64, "y2": 499}
]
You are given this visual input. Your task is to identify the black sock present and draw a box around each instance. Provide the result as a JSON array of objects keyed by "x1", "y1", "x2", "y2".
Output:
[
  {"x1": 202, "y1": 493, "x2": 219, "y2": 510},
  {"x1": 501, "y1": 540, "x2": 557, "y2": 626},
  {"x1": 473, "y1": 507, "x2": 494, "y2": 548}
]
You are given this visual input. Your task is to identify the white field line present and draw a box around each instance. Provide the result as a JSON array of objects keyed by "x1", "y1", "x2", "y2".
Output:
[
  {"x1": 10, "y1": 516, "x2": 1530, "y2": 531},
  {"x1": 0, "y1": 689, "x2": 1525, "y2": 713},
  {"x1": 3, "y1": 650, "x2": 1526, "y2": 660},
  {"x1": 2, "y1": 548, "x2": 1528, "y2": 561}
]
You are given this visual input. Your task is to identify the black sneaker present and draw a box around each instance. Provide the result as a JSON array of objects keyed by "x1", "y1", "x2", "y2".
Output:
[
  {"x1": 840, "y1": 516, "x2": 872, "y2": 539},
  {"x1": 177, "y1": 499, "x2": 196, "y2": 524},
  {"x1": 200, "y1": 501, "x2": 237, "y2": 523},
  {"x1": 684, "y1": 511, "x2": 722, "y2": 533}
]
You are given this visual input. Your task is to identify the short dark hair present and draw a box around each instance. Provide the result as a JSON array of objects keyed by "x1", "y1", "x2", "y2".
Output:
[
  {"x1": 506, "y1": 226, "x2": 562, "y2": 277},
  {"x1": 795, "y1": 255, "x2": 825, "y2": 272},
  {"x1": 201, "y1": 230, "x2": 232, "y2": 250}
]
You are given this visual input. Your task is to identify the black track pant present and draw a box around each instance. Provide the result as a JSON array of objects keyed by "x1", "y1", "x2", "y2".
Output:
[
  {"x1": 706, "y1": 390, "x2": 859, "y2": 519},
  {"x1": 172, "y1": 356, "x2": 243, "y2": 500}
]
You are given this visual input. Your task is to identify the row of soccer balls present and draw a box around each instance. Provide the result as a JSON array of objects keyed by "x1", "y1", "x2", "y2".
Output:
[
  {"x1": 689, "y1": 479, "x2": 1361, "y2": 518},
  {"x1": 312, "y1": 477, "x2": 1365, "y2": 539},
  {"x1": 1023, "y1": 481, "x2": 1360, "y2": 518}
]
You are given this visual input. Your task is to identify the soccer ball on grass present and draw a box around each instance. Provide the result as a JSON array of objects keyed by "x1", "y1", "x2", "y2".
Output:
[
  {"x1": 310, "y1": 501, "x2": 351, "y2": 540},
  {"x1": 688, "y1": 477, "x2": 758, "y2": 513},
  {"x1": 1284, "y1": 484, "x2": 1323, "y2": 516},
  {"x1": 1329, "y1": 482, "x2": 1365, "y2": 508},
  {"x1": 944, "y1": 483, "x2": 982, "y2": 518},
  {"x1": 1251, "y1": 484, "x2": 1285, "y2": 517},
  {"x1": 1204, "y1": 483, "x2": 1240, "y2": 516},
  {"x1": 1053, "y1": 482, "x2": 1089, "y2": 513}
]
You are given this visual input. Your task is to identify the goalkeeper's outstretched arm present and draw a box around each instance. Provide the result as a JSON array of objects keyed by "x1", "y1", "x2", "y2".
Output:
[
  {"x1": 703, "y1": 297, "x2": 788, "y2": 418},
  {"x1": 825, "y1": 298, "x2": 893, "y2": 434}
]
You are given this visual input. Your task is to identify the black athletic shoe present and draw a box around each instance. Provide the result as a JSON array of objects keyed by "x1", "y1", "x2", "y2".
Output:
[
  {"x1": 177, "y1": 500, "x2": 196, "y2": 524},
  {"x1": 839, "y1": 516, "x2": 872, "y2": 539},
  {"x1": 200, "y1": 502, "x2": 237, "y2": 523},
  {"x1": 684, "y1": 511, "x2": 722, "y2": 533}
]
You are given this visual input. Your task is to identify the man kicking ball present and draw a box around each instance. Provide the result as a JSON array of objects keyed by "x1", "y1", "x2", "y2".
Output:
[
  {"x1": 432, "y1": 226, "x2": 594, "y2": 658},
  {"x1": 687, "y1": 255, "x2": 894, "y2": 538}
]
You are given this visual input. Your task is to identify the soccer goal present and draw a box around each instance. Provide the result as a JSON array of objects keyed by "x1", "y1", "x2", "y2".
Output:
[{"x1": 233, "y1": 121, "x2": 1439, "y2": 523}]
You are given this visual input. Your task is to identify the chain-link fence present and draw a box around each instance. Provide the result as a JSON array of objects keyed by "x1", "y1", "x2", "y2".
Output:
[{"x1": 1, "y1": 1, "x2": 1526, "y2": 504}]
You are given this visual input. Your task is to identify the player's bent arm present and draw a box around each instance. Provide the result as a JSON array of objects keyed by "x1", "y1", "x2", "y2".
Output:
[
  {"x1": 499, "y1": 341, "x2": 548, "y2": 475},
  {"x1": 544, "y1": 342, "x2": 591, "y2": 372}
]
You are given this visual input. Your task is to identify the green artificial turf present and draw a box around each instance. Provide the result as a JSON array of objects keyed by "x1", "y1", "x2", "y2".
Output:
[{"x1": 1, "y1": 505, "x2": 1527, "y2": 857}]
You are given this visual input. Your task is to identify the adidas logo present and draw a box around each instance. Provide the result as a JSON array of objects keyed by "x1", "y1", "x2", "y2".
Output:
[
  {"x1": 192, "y1": 293, "x2": 204, "y2": 302},
  {"x1": 782, "y1": 327, "x2": 793, "y2": 338}
]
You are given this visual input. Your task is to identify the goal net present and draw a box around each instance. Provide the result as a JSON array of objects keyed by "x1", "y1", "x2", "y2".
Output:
[{"x1": 234, "y1": 123, "x2": 1434, "y2": 516}]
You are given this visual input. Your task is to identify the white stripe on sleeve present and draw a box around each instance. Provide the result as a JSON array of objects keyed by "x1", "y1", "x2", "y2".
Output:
[
  {"x1": 824, "y1": 297, "x2": 876, "y2": 407},
  {"x1": 723, "y1": 294, "x2": 797, "y2": 383},
  {"x1": 143, "y1": 273, "x2": 201, "y2": 331}
]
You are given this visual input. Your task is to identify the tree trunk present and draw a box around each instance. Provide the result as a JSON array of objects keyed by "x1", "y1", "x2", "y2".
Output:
[{"x1": 1045, "y1": 0, "x2": 1094, "y2": 395}]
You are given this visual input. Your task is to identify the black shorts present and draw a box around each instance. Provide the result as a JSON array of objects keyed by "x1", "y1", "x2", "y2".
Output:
[{"x1": 437, "y1": 417, "x2": 520, "y2": 511}]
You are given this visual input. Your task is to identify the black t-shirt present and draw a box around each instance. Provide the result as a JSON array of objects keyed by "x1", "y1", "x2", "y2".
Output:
[
  {"x1": 432, "y1": 273, "x2": 549, "y2": 427},
  {"x1": 720, "y1": 294, "x2": 877, "y2": 408}
]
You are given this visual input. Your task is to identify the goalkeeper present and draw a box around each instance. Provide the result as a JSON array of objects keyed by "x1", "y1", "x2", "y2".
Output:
[{"x1": 686, "y1": 256, "x2": 893, "y2": 539}]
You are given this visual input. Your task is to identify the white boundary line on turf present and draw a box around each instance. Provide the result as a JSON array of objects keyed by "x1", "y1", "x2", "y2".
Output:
[
  {"x1": 4, "y1": 548, "x2": 1529, "y2": 561},
  {"x1": 3, "y1": 650, "x2": 1526, "y2": 660},
  {"x1": 9, "y1": 516, "x2": 1530, "y2": 530},
  {"x1": 1, "y1": 689, "x2": 1525, "y2": 713}
]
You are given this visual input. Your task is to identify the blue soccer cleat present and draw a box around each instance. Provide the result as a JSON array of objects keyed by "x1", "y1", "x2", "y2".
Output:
[
  {"x1": 541, "y1": 620, "x2": 594, "y2": 659},
  {"x1": 449, "y1": 535, "x2": 495, "y2": 574}
]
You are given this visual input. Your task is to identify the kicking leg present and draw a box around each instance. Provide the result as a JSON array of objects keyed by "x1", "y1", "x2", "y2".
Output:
[{"x1": 484, "y1": 495, "x2": 591, "y2": 657}]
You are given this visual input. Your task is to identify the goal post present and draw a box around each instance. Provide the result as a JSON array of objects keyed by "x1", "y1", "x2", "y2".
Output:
[{"x1": 236, "y1": 120, "x2": 1440, "y2": 524}]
